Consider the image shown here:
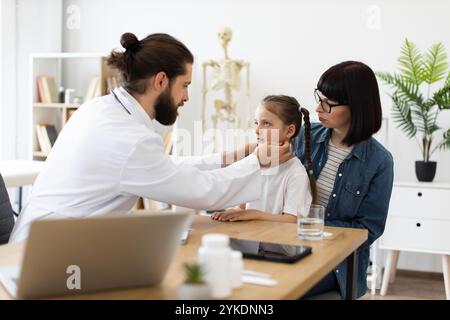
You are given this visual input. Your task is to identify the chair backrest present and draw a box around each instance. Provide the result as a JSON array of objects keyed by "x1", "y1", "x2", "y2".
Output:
[{"x1": 0, "y1": 174, "x2": 15, "y2": 244}]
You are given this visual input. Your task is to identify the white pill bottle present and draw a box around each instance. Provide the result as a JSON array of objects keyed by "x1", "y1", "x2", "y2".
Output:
[
  {"x1": 230, "y1": 250, "x2": 243, "y2": 289},
  {"x1": 198, "y1": 233, "x2": 232, "y2": 298}
]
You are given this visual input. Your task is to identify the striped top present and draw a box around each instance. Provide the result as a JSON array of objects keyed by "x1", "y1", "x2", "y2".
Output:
[{"x1": 316, "y1": 140, "x2": 353, "y2": 208}]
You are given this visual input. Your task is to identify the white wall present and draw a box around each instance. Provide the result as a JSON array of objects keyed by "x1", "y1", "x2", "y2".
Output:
[
  {"x1": 2, "y1": 0, "x2": 63, "y2": 210},
  {"x1": 16, "y1": 0, "x2": 63, "y2": 160},
  {"x1": 0, "y1": 0, "x2": 17, "y2": 160}
]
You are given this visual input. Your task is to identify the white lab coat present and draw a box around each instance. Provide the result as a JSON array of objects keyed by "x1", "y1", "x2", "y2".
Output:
[{"x1": 9, "y1": 87, "x2": 262, "y2": 242}]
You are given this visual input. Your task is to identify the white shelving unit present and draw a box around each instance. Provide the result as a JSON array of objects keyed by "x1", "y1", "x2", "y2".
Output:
[{"x1": 29, "y1": 53, "x2": 118, "y2": 160}]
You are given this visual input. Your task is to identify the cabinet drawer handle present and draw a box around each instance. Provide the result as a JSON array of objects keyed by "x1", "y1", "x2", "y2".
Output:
[
  {"x1": 416, "y1": 222, "x2": 421, "y2": 227},
  {"x1": 417, "y1": 192, "x2": 422, "y2": 197}
]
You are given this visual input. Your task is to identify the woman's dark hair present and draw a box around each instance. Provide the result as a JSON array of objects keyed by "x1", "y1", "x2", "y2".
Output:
[
  {"x1": 107, "y1": 32, "x2": 194, "y2": 94},
  {"x1": 317, "y1": 60, "x2": 382, "y2": 146},
  {"x1": 262, "y1": 95, "x2": 317, "y2": 204}
]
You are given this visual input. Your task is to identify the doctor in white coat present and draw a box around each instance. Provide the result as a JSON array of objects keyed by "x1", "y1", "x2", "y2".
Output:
[{"x1": 10, "y1": 32, "x2": 291, "y2": 243}]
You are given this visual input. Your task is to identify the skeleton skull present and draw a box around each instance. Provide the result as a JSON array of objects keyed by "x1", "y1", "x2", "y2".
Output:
[{"x1": 218, "y1": 27, "x2": 233, "y2": 48}]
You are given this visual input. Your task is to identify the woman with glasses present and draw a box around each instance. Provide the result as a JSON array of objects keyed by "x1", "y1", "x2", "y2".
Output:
[{"x1": 294, "y1": 61, "x2": 394, "y2": 299}]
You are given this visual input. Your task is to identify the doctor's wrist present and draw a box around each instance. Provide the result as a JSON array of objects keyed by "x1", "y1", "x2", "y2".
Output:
[{"x1": 221, "y1": 143, "x2": 256, "y2": 168}]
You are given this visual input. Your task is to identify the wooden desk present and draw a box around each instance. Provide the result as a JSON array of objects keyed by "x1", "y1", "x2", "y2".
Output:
[{"x1": 0, "y1": 215, "x2": 367, "y2": 300}]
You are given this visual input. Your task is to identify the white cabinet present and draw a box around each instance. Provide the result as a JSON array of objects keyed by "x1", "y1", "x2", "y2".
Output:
[{"x1": 379, "y1": 182, "x2": 450, "y2": 299}]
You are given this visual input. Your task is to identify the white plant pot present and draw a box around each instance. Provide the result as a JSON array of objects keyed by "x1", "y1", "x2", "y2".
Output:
[{"x1": 177, "y1": 283, "x2": 212, "y2": 300}]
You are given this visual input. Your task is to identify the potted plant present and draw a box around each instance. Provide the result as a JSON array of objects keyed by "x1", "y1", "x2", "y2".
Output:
[
  {"x1": 176, "y1": 263, "x2": 211, "y2": 300},
  {"x1": 377, "y1": 39, "x2": 450, "y2": 182}
]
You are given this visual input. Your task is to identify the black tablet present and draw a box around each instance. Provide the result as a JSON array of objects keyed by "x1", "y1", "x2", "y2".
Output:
[{"x1": 229, "y1": 238, "x2": 312, "y2": 264}]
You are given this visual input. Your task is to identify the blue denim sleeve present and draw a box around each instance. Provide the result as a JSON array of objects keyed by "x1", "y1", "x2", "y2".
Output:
[{"x1": 325, "y1": 153, "x2": 394, "y2": 246}]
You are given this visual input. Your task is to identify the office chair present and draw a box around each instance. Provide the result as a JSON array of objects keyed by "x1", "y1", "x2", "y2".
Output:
[{"x1": 0, "y1": 174, "x2": 15, "y2": 244}]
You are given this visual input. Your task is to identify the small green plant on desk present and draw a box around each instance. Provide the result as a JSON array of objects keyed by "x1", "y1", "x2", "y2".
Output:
[{"x1": 177, "y1": 263, "x2": 211, "y2": 300}]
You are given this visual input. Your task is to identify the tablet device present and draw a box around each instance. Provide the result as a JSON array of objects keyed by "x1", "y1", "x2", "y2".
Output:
[{"x1": 229, "y1": 238, "x2": 312, "y2": 264}]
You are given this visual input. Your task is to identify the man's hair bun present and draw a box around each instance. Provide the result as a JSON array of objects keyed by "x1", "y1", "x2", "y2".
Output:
[{"x1": 120, "y1": 32, "x2": 140, "y2": 50}]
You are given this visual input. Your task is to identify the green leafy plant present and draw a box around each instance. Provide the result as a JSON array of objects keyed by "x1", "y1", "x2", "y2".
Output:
[
  {"x1": 183, "y1": 263, "x2": 206, "y2": 284},
  {"x1": 376, "y1": 39, "x2": 450, "y2": 162}
]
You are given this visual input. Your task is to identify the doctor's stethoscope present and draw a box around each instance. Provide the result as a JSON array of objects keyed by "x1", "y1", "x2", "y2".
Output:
[{"x1": 111, "y1": 89, "x2": 131, "y2": 115}]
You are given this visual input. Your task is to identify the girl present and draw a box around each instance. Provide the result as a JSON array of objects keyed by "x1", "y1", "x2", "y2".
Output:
[{"x1": 211, "y1": 95, "x2": 317, "y2": 223}]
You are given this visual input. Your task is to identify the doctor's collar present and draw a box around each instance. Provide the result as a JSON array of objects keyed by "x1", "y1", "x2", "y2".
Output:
[
  {"x1": 111, "y1": 90, "x2": 131, "y2": 114},
  {"x1": 113, "y1": 87, "x2": 156, "y2": 132}
]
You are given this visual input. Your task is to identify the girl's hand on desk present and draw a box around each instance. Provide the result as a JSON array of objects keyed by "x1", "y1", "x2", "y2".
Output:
[{"x1": 211, "y1": 209, "x2": 261, "y2": 222}]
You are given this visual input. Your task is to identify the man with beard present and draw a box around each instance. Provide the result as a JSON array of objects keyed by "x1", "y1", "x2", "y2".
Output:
[{"x1": 10, "y1": 33, "x2": 291, "y2": 243}]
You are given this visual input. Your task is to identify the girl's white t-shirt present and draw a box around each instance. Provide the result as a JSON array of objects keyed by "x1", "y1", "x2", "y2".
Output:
[{"x1": 245, "y1": 157, "x2": 312, "y2": 217}]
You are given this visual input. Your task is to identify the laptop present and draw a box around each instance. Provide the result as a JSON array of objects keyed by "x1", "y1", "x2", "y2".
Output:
[{"x1": 0, "y1": 210, "x2": 193, "y2": 299}]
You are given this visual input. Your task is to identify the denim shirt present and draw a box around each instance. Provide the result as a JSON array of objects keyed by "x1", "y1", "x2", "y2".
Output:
[{"x1": 293, "y1": 122, "x2": 394, "y2": 298}]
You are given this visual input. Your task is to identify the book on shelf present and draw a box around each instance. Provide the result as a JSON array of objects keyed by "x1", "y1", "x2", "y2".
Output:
[
  {"x1": 36, "y1": 77, "x2": 49, "y2": 103},
  {"x1": 36, "y1": 76, "x2": 58, "y2": 103},
  {"x1": 66, "y1": 108, "x2": 77, "y2": 122},
  {"x1": 36, "y1": 77, "x2": 44, "y2": 103},
  {"x1": 45, "y1": 125, "x2": 58, "y2": 147},
  {"x1": 46, "y1": 77, "x2": 59, "y2": 102},
  {"x1": 84, "y1": 76, "x2": 100, "y2": 102},
  {"x1": 35, "y1": 125, "x2": 50, "y2": 155},
  {"x1": 35, "y1": 124, "x2": 58, "y2": 155}
]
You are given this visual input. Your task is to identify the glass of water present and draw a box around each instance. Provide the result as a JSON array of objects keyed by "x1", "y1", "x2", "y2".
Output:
[{"x1": 297, "y1": 204, "x2": 325, "y2": 240}]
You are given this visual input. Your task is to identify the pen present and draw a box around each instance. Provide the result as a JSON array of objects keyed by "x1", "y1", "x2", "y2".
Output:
[{"x1": 242, "y1": 269, "x2": 270, "y2": 278}]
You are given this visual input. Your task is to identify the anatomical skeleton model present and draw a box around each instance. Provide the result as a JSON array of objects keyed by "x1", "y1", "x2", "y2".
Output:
[{"x1": 202, "y1": 27, "x2": 250, "y2": 133}]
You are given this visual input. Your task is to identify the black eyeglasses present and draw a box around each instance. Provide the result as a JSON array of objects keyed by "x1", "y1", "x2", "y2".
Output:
[{"x1": 314, "y1": 89, "x2": 345, "y2": 113}]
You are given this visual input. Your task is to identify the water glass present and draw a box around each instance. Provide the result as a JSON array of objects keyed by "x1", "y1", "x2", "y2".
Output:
[{"x1": 297, "y1": 204, "x2": 325, "y2": 240}]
